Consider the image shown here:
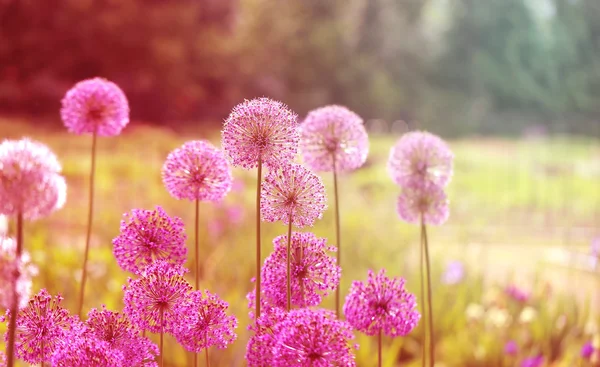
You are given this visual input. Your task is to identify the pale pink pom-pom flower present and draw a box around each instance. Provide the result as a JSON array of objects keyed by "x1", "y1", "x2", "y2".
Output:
[
  {"x1": 300, "y1": 105, "x2": 369, "y2": 172},
  {"x1": 60, "y1": 77, "x2": 130, "y2": 136},
  {"x1": 397, "y1": 182, "x2": 449, "y2": 225}
]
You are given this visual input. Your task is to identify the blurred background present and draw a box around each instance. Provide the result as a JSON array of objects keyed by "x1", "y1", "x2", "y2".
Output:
[{"x1": 1, "y1": 0, "x2": 600, "y2": 366}]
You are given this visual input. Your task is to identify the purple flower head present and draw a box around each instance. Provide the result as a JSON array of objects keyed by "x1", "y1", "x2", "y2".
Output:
[
  {"x1": 504, "y1": 340, "x2": 518, "y2": 355},
  {"x1": 162, "y1": 140, "x2": 232, "y2": 202},
  {"x1": 272, "y1": 308, "x2": 356, "y2": 367},
  {"x1": 505, "y1": 285, "x2": 530, "y2": 303},
  {"x1": 387, "y1": 131, "x2": 453, "y2": 188},
  {"x1": 442, "y1": 260, "x2": 465, "y2": 285},
  {"x1": 0, "y1": 138, "x2": 66, "y2": 220},
  {"x1": 299, "y1": 105, "x2": 369, "y2": 172},
  {"x1": 60, "y1": 77, "x2": 130, "y2": 136},
  {"x1": 123, "y1": 261, "x2": 192, "y2": 334},
  {"x1": 11, "y1": 289, "x2": 75, "y2": 364},
  {"x1": 344, "y1": 269, "x2": 420, "y2": 337},
  {"x1": 397, "y1": 182, "x2": 449, "y2": 226},
  {"x1": 246, "y1": 307, "x2": 288, "y2": 367},
  {"x1": 112, "y1": 206, "x2": 187, "y2": 275},
  {"x1": 262, "y1": 232, "x2": 340, "y2": 308},
  {"x1": 86, "y1": 306, "x2": 158, "y2": 367},
  {"x1": 173, "y1": 290, "x2": 237, "y2": 353},
  {"x1": 261, "y1": 163, "x2": 327, "y2": 227},
  {"x1": 0, "y1": 236, "x2": 37, "y2": 309},
  {"x1": 50, "y1": 331, "x2": 125, "y2": 367},
  {"x1": 222, "y1": 98, "x2": 299, "y2": 169},
  {"x1": 521, "y1": 355, "x2": 544, "y2": 367},
  {"x1": 581, "y1": 342, "x2": 594, "y2": 359}
]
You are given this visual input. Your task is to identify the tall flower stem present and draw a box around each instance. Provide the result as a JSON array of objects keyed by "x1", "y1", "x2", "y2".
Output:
[
  {"x1": 421, "y1": 217, "x2": 434, "y2": 367},
  {"x1": 255, "y1": 158, "x2": 263, "y2": 319},
  {"x1": 160, "y1": 311, "x2": 164, "y2": 367},
  {"x1": 77, "y1": 130, "x2": 98, "y2": 317},
  {"x1": 286, "y1": 212, "x2": 293, "y2": 312},
  {"x1": 420, "y1": 222, "x2": 427, "y2": 367},
  {"x1": 332, "y1": 157, "x2": 342, "y2": 318},
  {"x1": 205, "y1": 335, "x2": 210, "y2": 367},
  {"x1": 6, "y1": 212, "x2": 23, "y2": 367},
  {"x1": 195, "y1": 198, "x2": 200, "y2": 288},
  {"x1": 378, "y1": 329, "x2": 383, "y2": 367}
]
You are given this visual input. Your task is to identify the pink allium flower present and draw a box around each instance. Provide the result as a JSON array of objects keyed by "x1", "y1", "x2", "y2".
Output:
[
  {"x1": 521, "y1": 355, "x2": 544, "y2": 367},
  {"x1": 11, "y1": 289, "x2": 75, "y2": 364},
  {"x1": 261, "y1": 163, "x2": 327, "y2": 227},
  {"x1": 50, "y1": 332, "x2": 125, "y2": 367},
  {"x1": 60, "y1": 77, "x2": 130, "y2": 136},
  {"x1": 272, "y1": 308, "x2": 356, "y2": 367},
  {"x1": 173, "y1": 290, "x2": 237, "y2": 352},
  {"x1": 123, "y1": 261, "x2": 192, "y2": 334},
  {"x1": 504, "y1": 340, "x2": 518, "y2": 355},
  {"x1": 396, "y1": 182, "x2": 449, "y2": 225},
  {"x1": 112, "y1": 206, "x2": 187, "y2": 275},
  {"x1": 0, "y1": 236, "x2": 37, "y2": 309},
  {"x1": 0, "y1": 138, "x2": 66, "y2": 220},
  {"x1": 387, "y1": 131, "x2": 453, "y2": 188},
  {"x1": 86, "y1": 306, "x2": 158, "y2": 366},
  {"x1": 262, "y1": 232, "x2": 340, "y2": 308},
  {"x1": 222, "y1": 98, "x2": 299, "y2": 169},
  {"x1": 162, "y1": 140, "x2": 232, "y2": 202},
  {"x1": 505, "y1": 285, "x2": 530, "y2": 303},
  {"x1": 343, "y1": 269, "x2": 420, "y2": 337},
  {"x1": 581, "y1": 342, "x2": 595, "y2": 359},
  {"x1": 300, "y1": 105, "x2": 369, "y2": 172},
  {"x1": 246, "y1": 307, "x2": 287, "y2": 367}
]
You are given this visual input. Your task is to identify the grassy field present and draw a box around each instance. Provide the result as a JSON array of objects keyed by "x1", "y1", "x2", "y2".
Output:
[{"x1": 1, "y1": 116, "x2": 600, "y2": 366}]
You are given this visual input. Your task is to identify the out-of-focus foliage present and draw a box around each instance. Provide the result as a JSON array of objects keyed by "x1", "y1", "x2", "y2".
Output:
[{"x1": 0, "y1": 0, "x2": 599, "y2": 135}]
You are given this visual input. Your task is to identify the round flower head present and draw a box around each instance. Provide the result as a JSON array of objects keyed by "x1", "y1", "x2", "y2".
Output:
[
  {"x1": 387, "y1": 131, "x2": 453, "y2": 188},
  {"x1": 123, "y1": 261, "x2": 192, "y2": 334},
  {"x1": 222, "y1": 98, "x2": 299, "y2": 169},
  {"x1": 343, "y1": 269, "x2": 420, "y2": 337},
  {"x1": 300, "y1": 105, "x2": 369, "y2": 172},
  {"x1": 396, "y1": 182, "x2": 449, "y2": 226},
  {"x1": 442, "y1": 260, "x2": 464, "y2": 285},
  {"x1": 581, "y1": 342, "x2": 594, "y2": 359},
  {"x1": 162, "y1": 140, "x2": 232, "y2": 202},
  {"x1": 272, "y1": 308, "x2": 356, "y2": 367},
  {"x1": 0, "y1": 138, "x2": 66, "y2": 220},
  {"x1": 261, "y1": 163, "x2": 327, "y2": 227},
  {"x1": 246, "y1": 307, "x2": 288, "y2": 367},
  {"x1": 60, "y1": 77, "x2": 130, "y2": 136},
  {"x1": 86, "y1": 306, "x2": 158, "y2": 366},
  {"x1": 173, "y1": 290, "x2": 237, "y2": 353},
  {"x1": 12, "y1": 289, "x2": 75, "y2": 364},
  {"x1": 521, "y1": 355, "x2": 544, "y2": 367},
  {"x1": 0, "y1": 237, "x2": 38, "y2": 309},
  {"x1": 50, "y1": 333, "x2": 125, "y2": 367},
  {"x1": 504, "y1": 340, "x2": 518, "y2": 355},
  {"x1": 112, "y1": 206, "x2": 187, "y2": 275},
  {"x1": 263, "y1": 232, "x2": 340, "y2": 308}
]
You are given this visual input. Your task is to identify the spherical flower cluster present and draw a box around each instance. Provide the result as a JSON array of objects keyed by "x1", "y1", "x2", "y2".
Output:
[
  {"x1": 222, "y1": 98, "x2": 299, "y2": 169},
  {"x1": 0, "y1": 237, "x2": 37, "y2": 309},
  {"x1": 344, "y1": 269, "x2": 420, "y2": 337},
  {"x1": 12, "y1": 289, "x2": 74, "y2": 364},
  {"x1": 261, "y1": 163, "x2": 327, "y2": 227},
  {"x1": 0, "y1": 138, "x2": 66, "y2": 220},
  {"x1": 504, "y1": 340, "x2": 518, "y2": 355},
  {"x1": 60, "y1": 77, "x2": 130, "y2": 136},
  {"x1": 505, "y1": 285, "x2": 530, "y2": 303},
  {"x1": 300, "y1": 105, "x2": 369, "y2": 172},
  {"x1": 262, "y1": 232, "x2": 340, "y2": 308},
  {"x1": 271, "y1": 308, "x2": 356, "y2": 367},
  {"x1": 387, "y1": 131, "x2": 453, "y2": 188},
  {"x1": 581, "y1": 341, "x2": 595, "y2": 359},
  {"x1": 396, "y1": 182, "x2": 449, "y2": 225},
  {"x1": 246, "y1": 308, "x2": 288, "y2": 367},
  {"x1": 50, "y1": 332, "x2": 125, "y2": 367},
  {"x1": 112, "y1": 206, "x2": 187, "y2": 275},
  {"x1": 162, "y1": 140, "x2": 232, "y2": 202},
  {"x1": 521, "y1": 355, "x2": 544, "y2": 367},
  {"x1": 86, "y1": 306, "x2": 158, "y2": 366},
  {"x1": 123, "y1": 261, "x2": 192, "y2": 334},
  {"x1": 173, "y1": 290, "x2": 237, "y2": 352}
]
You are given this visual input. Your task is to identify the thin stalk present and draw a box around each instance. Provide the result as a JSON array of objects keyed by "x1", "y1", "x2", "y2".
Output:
[
  {"x1": 205, "y1": 335, "x2": 210, "y2": 367},
  {"x1": 378, "y1": 329, "x2": 383, "y2": 367},
  {"x1": 286, "y1": 212, "x2": 293, "y2": 312},
  {"x1": 77, "y1": 130, "x2": 98, "y2": 317},
  {"x1": 421, "y1": 219, "x2": 434, "y2": 367},
  {"x1": 420, "y1": 218, "x2": 427, "y2": 367},
  {"x1": 195, "y1": 198, "x2": 200, "y2": 288},
  {"x1": 332, "y1": 157, "x2": 341, "y2": 318},
  {"x1": 160, "y1": 311, "x2": 164, "y2": 367},
  {"x1": 6, "y1": 213, "x2": 23, "y2": 367},
  {"x1": 255, "y1": 158, "x2": 263, "y2": 319}
]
